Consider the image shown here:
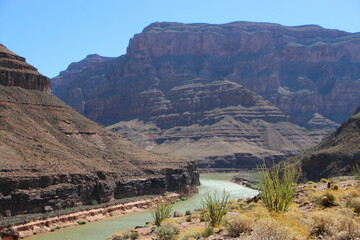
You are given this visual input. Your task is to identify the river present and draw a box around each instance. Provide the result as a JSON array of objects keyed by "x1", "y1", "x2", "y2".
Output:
[{"x1": 30, "y1": 173, "x2": 258, "y2": 240}]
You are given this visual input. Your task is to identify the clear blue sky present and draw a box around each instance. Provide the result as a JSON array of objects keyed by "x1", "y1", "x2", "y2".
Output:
[{"x1": 1, "y1": 0, "x2": 360, "y2": 78}]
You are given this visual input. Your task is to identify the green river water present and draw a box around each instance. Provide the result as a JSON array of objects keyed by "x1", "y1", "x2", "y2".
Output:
[{"x1": 29, "y1": 173, "x2": 258, "y2": 240}]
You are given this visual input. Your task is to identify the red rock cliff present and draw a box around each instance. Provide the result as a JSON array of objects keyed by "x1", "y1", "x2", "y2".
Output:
[
  {"x1": 52, "y1": 21, "x2": 360, "y2": 126},
  {"x1": 0, "y1": 44, "x2": 50, "y2": 92}
]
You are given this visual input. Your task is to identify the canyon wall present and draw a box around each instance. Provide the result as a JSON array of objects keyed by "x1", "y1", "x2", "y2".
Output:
[{"x1": 0, "y1": 44, "x2": 199, "y2": 216}]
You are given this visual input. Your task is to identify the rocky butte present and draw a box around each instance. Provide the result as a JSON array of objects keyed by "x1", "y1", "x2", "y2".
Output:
[
  {"x1": 52, "y1": 21, "x2": 360, "y2": 167},
  {"x1": 0, "y1": 43, "x2": 199, "y2": 216}
]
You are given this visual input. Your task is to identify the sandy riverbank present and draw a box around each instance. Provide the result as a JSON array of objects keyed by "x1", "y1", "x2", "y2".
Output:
[{"x1": 15, "y1": 193, "x2": 181, "y2": 238}]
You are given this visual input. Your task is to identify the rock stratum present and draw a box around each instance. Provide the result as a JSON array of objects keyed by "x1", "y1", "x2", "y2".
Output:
[
  {"x1": 0, "y1": 44, "x2": 199, "y2": 216},
  {"x1": 52, "y1": 21, "x2": 360, "y2": 166},
  {"x1": 301, "y1": 107, "x2": 360, "y2": 181}
]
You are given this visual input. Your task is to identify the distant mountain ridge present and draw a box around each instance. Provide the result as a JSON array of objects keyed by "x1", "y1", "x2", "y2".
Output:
[{"x1": 51, "y1": 21, "x2": 360, "y2": 167}]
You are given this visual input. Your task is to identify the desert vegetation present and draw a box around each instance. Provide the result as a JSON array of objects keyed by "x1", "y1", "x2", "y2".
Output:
[{"x1": 110, "y1": 166, "x2": 360, "y2": 240}]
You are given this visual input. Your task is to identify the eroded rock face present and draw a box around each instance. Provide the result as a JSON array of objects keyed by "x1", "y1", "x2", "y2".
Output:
[
  {"x1": 0, "y1": 44, "x2": 50, "y2": 92},
  {"x1": 301, "y1": 107, "x2": 360, "y2": 181},
  {"x1": 53, "y1": 21, "x2": 360, "y2": 127},
  {"x1": 52, "y1": 21, "x2": 360, "y2": 167},
  {"x1": 0, "y1": 44, "x2": 199, "y2": 216}
]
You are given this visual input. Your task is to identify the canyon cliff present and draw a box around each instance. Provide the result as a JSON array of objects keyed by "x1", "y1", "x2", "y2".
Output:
[
  {"x1": 52, "y1": 21, "x2": 360, "y2": 166},
  {"x1": 0, "y1": 44, "x2": 199, "y2": 216},
  {"x1": 301, "y1": 107, "x2": 360, "y2": 181}
]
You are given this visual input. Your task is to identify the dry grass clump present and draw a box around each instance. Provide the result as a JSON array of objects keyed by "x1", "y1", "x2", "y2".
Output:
[
  {"x1": 178, "y1": 227, "x2": 203, "y2": 240},
  {"x1": 343, "y1": 188, "x2": 360, "y2": 200},
  {"x1": 223, "y1": 215, "x2": 253, "y2": 237},
  {"x1": 249, "y1": 217, "x2": 304, "y2": 240},
  {"x1": 154, "y1": 222, "x2": 180, "y2": 240},
  {"x1": 307, "y1": 209, "x2": 360, "y2": 239},
  {"x1": 316, "y1": 192, "x2": 337, "y2": 208},
  {"x1": 346, "y1": 197, "x2": 360, "y2": 213}
]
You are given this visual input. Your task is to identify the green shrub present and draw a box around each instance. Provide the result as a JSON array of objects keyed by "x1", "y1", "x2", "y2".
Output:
[
  {"x1": 317, "y1": 192, "x2": 336, "y2": 208},
  {"x1": 346, "y1": 197, "x2": 360, "y2": 213},
  {"x1": 152, "y1": 203, "x2": 173, "y2": 226},
  {"x1": 320, "y1": 178, "x2": 328, "y2": 183},
  {"x1": 185, "y1": 215, "x2": 192, "y2": 222},
  {"x1": 185, "y1": 210, "x2": 191, "y2": 216},
  {"x1": 224, "y1": 215, "x2": 253, "y2": 237},
  {"x1": 201, "y1": 227, "x2": 214, "y2": 238},
  {"x1": 129, "y1": 231, "x2": 139, "y2": 240},
  {"x1": 155, "y1": 223, "x2": 180, "y2": 240},
  {"x1": 257, "y1": 162, "x2": 299, "y2": 212},
  {"x1": 200, "y1": 191, "x2": 230, "y2": 227},
  {"x1": 77, "y1": 220, "x2": 87, "y2": 225}
]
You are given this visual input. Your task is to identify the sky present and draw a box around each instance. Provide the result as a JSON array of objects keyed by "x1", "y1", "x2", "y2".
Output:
[{"x1": 1, "y1": 0, "x2": 360, "y2": 78}]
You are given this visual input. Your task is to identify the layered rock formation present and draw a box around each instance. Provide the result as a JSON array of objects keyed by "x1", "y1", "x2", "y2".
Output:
[
  {"x1": 301, "y1": 107, "x2": 360, "y2": 181},
  {"x1": 0, "y1": 44, "x2": 50, "y2": 92},
  {"x1": 0, "y1": 44, "x2": 199, "y2": 216},
  {"x1": 53, "y1": 21, "x2": 360, "y2": 127},
  {"x1": 108, "y1": 91, "x2": 318, "y2": 168},
  {"x1": 51, "y1": 21, "x2": 360, "y2": 167}
]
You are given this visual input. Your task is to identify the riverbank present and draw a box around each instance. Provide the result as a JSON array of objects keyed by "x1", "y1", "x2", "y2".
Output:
[
  {"x1": 27, "y1": 173, "x2": 258, "y2": 240},
  {"x1": 111, "y1": 176, "x2": 359, "y2": 240},
  {"x1": 15, "y1": 193, "x2": 181, "y2": 238}
]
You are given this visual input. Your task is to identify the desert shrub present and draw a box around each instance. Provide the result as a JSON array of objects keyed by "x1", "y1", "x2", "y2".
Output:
[
  {"x1": 224, "y1": 215, "x2": 253, "y2": 237},
  {"x1": 320, "y1": 178, "x2": 328, "y2": 183},
  {"x1": 257, "y1": 162, "x2": 299, "y2": 212},
  {"x1": 201, "y1": 227, "x2": 214, "y2": 238},
  {"x1": 344, "y1": 189, "x2": 360, "y2": 200},
  {"x1": 185, "y1": 210, "x2": 191, "y2": 216},
  {"x1": 331, "y1": 213, "x2": 360, "y2": 240},
  {"x1": 155, "y1": 223, "x2": 180, "y2": 240},
  {"x1": 180, "y1": 230, "x2": 202, "y2": 240},
  {"x1": 317, "y1": 192, "x2": 336, "y2": 208},
  {"x1": 129, "y1": 231, "x2": 139, "y2": 240},
  {"x1": 185, "y1": 215, "x2": 192, "y2": 222},
  {"x1": 249, "y1": 218, "x2": 301, "y2": 240},
  {"x1": 346, "y1": 197, "x2": 360, "y2": 213},
  {"x1": 309, "y1": 209, "x2": 360, "y2": 239},
  {"x1": 200, "y1": 191, "x2": 230, "y2": 227},
  {"x1": 152, "y1": 203, "x2": 173, "y2": 226},
  {"x1": 308, "y1": 211, "x2": 335, "y2": 237}
]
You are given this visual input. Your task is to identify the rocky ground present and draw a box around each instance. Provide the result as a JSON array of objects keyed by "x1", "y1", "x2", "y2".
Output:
[{"x1": 110, "y1": 177, "x2": 360, "y2": 240}]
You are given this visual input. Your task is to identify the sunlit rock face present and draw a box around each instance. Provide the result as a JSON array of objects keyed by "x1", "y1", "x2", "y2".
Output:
[
  {"x1": 0, "y1": 43, "x2": 50, "y2": 92},
  {"x1": 52, "y1": 21, "x2": 360, "y2": 167},
  {"x1": 0, "y1": 43, "x2": 199, "y2": 215}
]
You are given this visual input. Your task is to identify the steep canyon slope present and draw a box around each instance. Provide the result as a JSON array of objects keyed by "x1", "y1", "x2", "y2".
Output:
[
  {"x1": 301, "y1": 107, "x2": 360, "y2": 181},
  {"x1": 52, "y1": 21, "x2": 360, "y2": 166},
  {"x1": 0, "y1": 44, "x2": 199, "y2": 216}
]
